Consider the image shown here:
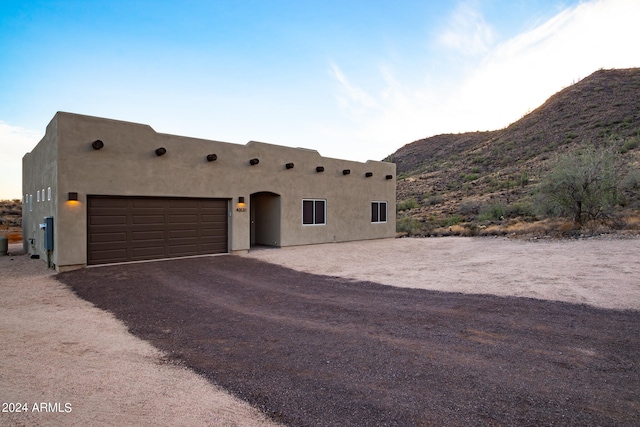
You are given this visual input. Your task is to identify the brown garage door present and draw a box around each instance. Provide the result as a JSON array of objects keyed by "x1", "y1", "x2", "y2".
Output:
[{"x1": 88, "y1": 196, "x2": 228, "y2": 265}]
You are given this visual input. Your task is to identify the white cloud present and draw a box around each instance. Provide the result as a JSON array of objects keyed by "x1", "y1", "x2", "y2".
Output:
[
  {"x1": 437, "y1": 1, "x2": 497, "y2": 56},
  {"x1": 0, "y1": 122, "x2": 42, "y2": 199},
  {"x1": 329, "y1": 63, "x2": 379, "y2": 114},
  {"x1": 330, "y1": 0, "x2": 640, "y2": 160},
  {"x1": 447, "y1": 0, "x2": 640, "y2": 132}
]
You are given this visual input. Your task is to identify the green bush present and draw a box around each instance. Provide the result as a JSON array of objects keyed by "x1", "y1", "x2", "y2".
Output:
[
  {"x1": 537, "y1": 145, "x2": 619, "y2": 226},
  {"x1": 461, "y1": 173, "x2": 480, "y2": 182},
  {"x1": 459, "y1": 200, "x2": 480, "y2": 215},
  {"x1": 423, "y1": 193, "x2": 444, "y2": 206},
  {"x1": 439, "y1": 215, "x2": 462, "y2": 227},
  {"x1": 397, "y1": 215, "x2": 422, "y2": 235},
  {"x1": 396, "y1": 198, "x2": 419, "y2": 211},
  {"x1": 620, "y1": 137, "x2": 639, "y2": 154},
  {"x1": 621, "y1": 169, "x2": 640, "y2": 190},
  {"x1": 506, "y1": 201, "x2": 535, "y2": 218},
  {"x1": 478, "y1": 202, "x2": 506, "y2": 222}
]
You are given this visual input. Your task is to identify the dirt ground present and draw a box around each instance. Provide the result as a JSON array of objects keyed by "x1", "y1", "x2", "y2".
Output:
[
  {"x1": 0, "y1": 243, "x2": 282, "y2": 427},
  {"x1": 2, "y1": 237, "x2": 640, "y2": 426},
  {"x1": 244, "y1": 236, "x2": 640, "y2": 311}
]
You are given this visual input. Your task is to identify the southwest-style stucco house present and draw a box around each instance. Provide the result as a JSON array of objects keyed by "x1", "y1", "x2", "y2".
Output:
[{"x1": 22, "y1": 112, "x2": 396, "y2": 271}]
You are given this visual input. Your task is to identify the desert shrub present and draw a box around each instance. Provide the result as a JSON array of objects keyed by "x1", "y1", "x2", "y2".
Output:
[
  {"x1": 537, "y1": 145, "x2": 619, "y2": 226},
  {"x1": 620, "y1": 136, "x2": 639, "y2": 153},
  {"x1": 505, "y1": 201, "x2": 536, "y2": 218},
  {"x1": 478, "y1": 202, "x2": 506, "y2": 222},
  {"x1": 461, "y1": 173, "x2": 480, "y2": 182},
  {"x1": 423, "y1": 193, "x2": 444, "y2": 206},
  {"x1": 396, "y1": 215, "x2": 422, "y2": 235},
  {"x1": 439, "y1": 215, "x2": 462, "y2": 227},
  {"x1": 621, "y1": 169, "x2": 640, "y2": 190},
  {"x1": 459, "y1": 200, "x2": 480, "y2": 216},
  {"x1": 396, "y1": 198, "x2": 419, "y2": 211}
]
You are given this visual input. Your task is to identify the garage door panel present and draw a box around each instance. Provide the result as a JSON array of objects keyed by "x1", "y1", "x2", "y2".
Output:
[
  {"x1": 168, "y1": 230, "x2": 199, "y2": 240},
  {"x1": 169, "y1": 214, "x2": 198, "y2": 224},
  {"x1": 90, "y1": 215, "x2": 128, "y2": 226},
  {"x1": 90, "y1": 248, "x2": 128, "y2": 262},
  {"x1": 90, "y1": 232, "x2": 127, "y2": 243},
  {"x1": 88, "y1": 196, "x2": 228, "y2": 265},
  {"x1": 132, "y1": 199, "x2": 165, "y2": 208},
  {"x1": 168, "y1": 236, "x2": 199, "y2": 246},
  {"x1": 132, "y1": 230, "x2": 165, "y2": 241},
  {"x1": 201, "y1": 227, "x2": 226, "y2": 237},
  {"x1": 202, "y1": 242, "x2": 227, "y2": 252},
  {"x1": 132, "y1": 246, "x2": 165, "y2": 259},
  {"x1": 168, "y1": 244, "x2": 199, "y2": 255},
  {"x1": 201, "y1": 235, "x2": 227, "y2": 244},
  {"x1": 132, "y1": 214, "x2": 165, "y2": 225},
  {"x1": 202, "y1": 214, "x2": 227, "y2": 223},
  {"x1": 89, "y1": 198, "x2": 128, "y2": 208}
]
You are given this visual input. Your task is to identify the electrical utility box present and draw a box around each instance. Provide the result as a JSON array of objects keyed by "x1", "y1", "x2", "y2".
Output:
[{"x1": 44, "y1": 216, "x2": 54, "y2": 251}]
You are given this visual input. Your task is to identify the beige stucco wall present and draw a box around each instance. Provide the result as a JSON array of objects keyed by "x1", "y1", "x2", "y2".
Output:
[
  {"x1": 23, "y1": 112, "x2": 396, "y2": 270},
  {"x1": 22, "y1": 116, "x2": 59, "y2": 266}
]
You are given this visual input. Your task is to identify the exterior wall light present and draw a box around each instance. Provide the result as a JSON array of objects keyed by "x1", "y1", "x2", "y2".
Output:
[
  {"x1": 286, "y1": 163, "x2": 294, "y2": 169},
  {"x1": 249, "y1": 158, "x2": 259, "y2": 166},
  {"x1": 68, "y1": 192, "x2": 78, "y2": 201},
  {"x1": 343, "y1": 169, "x2": 351, "y2": 175},
  {"x1": 237, "y1": 196, "x2": 247, "y2": 212},
  {"x1": 386, "y1": 174, "x2": 393, "y2": 180},
  {"x1": 91, "y1": 140, "x2": 104, "y2": 150},
  {"x1": 207, "y1": 153, "x2": 217, "y2": 162},
  {"x1": 316, "y1": 166, "x2": 324, "y2": 173},
  {"x1": 365, "y1": 172, "x2": 373, "y2": 177},
  {"x1": 155, "y1": 147, "x2": 167, "y2": 156}
]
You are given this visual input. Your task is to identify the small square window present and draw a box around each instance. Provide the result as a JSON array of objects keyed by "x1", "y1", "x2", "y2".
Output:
[{"x1": 371, "y1": 201, "x2": 387, "y2": 223}]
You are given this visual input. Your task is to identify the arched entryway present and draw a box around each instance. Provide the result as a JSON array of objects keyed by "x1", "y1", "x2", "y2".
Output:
[{"x1": 250, "y1": 192, "x2": 281, "y2": 247}]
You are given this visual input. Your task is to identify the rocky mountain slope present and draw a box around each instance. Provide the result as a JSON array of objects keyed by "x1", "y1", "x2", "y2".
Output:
[{"x1": 388, "y1": 68, "x2": 640, "y2": 236}]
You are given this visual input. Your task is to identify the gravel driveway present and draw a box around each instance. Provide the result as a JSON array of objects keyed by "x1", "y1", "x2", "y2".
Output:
[{"x1": 56, "y1": 248, "x2": 640, "y2": 426}]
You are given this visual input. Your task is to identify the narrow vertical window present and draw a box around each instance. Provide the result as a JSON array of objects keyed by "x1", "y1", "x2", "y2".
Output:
[
  {"x1": 302, "y1": 200, "x2": 313, "y2": 224},
  {"x1": 380, "y1": 202, "x2": 387, "y2": 222},
  {"x1": 47, "y1": 187, "x2": 51, "y2": 201},
  {"x1": 371, "y1": 201, "x2": 387, "y2": 223},
  {"x1": 315, "y1": 200, "x2": 325, "y2": 224},
  {"x1": 29, "y1": 195, "x2": 33, "y2": 211},
  {"x1": 37, "y1": 190, "x2": 40, "y2": 202},
  {"x1": 302, "y1": 199, "x2": 326, "y2": 225}
]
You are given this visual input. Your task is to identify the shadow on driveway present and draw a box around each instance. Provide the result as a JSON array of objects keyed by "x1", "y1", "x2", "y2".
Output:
[{"x1": 57, "y1": 256, "x2": 640, "y2": 427}]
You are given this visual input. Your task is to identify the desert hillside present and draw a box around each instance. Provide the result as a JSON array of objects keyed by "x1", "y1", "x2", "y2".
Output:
[
  {"x1": 0, "y1": 199, "x2": 21, "y2": 243},
  {"x1": 388, "y1": 68, "x2": 640, "y2": 236}
]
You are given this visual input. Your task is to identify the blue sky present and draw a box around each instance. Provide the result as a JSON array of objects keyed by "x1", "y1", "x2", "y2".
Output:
[{"x1": 1, "y1": 0, "x2": 639, "y2": 199}]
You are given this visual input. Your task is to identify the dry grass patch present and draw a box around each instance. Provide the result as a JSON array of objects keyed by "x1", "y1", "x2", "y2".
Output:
[
  {"x1": 0, "y1": 226, "x2": 22, "y2": 243},
  {"x1": 622, "y1": 213, "x2": 640, "y2": 229}
]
